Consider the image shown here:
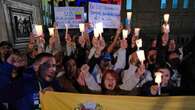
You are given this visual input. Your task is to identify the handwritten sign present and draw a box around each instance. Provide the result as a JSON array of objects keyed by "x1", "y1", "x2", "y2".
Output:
[
  {"x1": 88, "y1": 2, "x2": 121, "y2": 28},
  {"x1": 54, "y1": 7, "x2": 84, "y2": 29}
]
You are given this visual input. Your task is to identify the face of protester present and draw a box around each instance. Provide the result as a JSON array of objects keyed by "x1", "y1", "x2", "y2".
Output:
[
  {"x1": 158, "y1": 68, "x2": 171, "y2": 87},
  {"x1": 104, "y1": 73, "x2": 117, "y2": 90},
  {"x1": 148, "y1": 50, "x2": 157, "y2": 63},
  {"x1": 129, "y1": 52, "x2": 139, "y2": 66},
  {"x1": 168, "y1": 52, "x2": 180, "y2": 68},
  {"x1": 0, "y1": 45, "x2": 12, "y2": 58},
  {"x1": 151, "y1": 39, "x2": 157, "y2": 48},
  {"x1": 40, "y1": 57, "x2": 57, "y2": 82},
  {"x1": 66, "y1": 59, "x2": 77, "y2": 78},
  {"x1": 100, "y1": 60, "x2": 111, "y2": 71}
]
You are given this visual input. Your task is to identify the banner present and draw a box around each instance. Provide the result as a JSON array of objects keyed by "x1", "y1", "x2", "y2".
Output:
[
  {"x1": 88, "y1": 2, "x2": 121, "y2": 29},
  {"x1": 40, "y1": 92, "x2": 195, "y2": 110},
  {"x1": 54, "y1": 7, "x2": 85, "y2": 29}
]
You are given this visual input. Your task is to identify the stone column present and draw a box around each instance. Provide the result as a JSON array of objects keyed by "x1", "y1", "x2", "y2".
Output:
[{"x1": 0, "y1": 0, "x2": 8, "y2": 42}]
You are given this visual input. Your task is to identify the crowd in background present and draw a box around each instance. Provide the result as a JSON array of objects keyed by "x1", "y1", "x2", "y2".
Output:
[{"x1": 0, "y1": 22, "x2": 194, "y2": 110}]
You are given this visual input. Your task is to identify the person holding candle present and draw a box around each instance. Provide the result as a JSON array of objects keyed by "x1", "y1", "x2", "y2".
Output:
[
  {"x1": 156, "y1": 32, "x2": 169, "y2": 66},
  {"x1": 112, "y1": 28, "x2": 128, "y2": 73},
  {"x1": 119, "y1": 52, "x2": 152, "y2": 92},
  {"x1": 141, "y1": 64, "x2": 175, "y2": 96},
  {"x1": 64, "y1": 33, "x2": 76, "y2": 57}
]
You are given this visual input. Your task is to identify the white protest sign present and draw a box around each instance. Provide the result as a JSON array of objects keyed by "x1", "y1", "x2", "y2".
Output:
[
  {"x1": 54, "y1": 7, "x2": 84, "y2": 29},
  {"x1": 89, "y1": 2, "x2": 121, "y2": 28}
]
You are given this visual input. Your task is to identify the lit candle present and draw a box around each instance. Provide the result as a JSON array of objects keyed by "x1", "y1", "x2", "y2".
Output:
[
  {"x1": 127, "y1": 12, "x2": 132, "y2": 21},
  {"x1": 94, "y1": 27, "x2": 99, "y2": 38},
  {"x1": 134, "y1": 28, "x2": 140, "y2": 37},
  {"x1": 155, "y1": 72, "x2": 162, "y2": 84},
  {"x1": 164, "y1": 14, "x2": 170, "y2": 23},
  {"x1": 96, "y1": 22, "x2": 103, "y2": 34},
  {"x1": 122, "y1": 29, "x2": 128, "y2": 39},
  {"x1": 136, "y1": 50, "x2": 145, "y2": 64},
  {"x1": 65, "y1": 24, "x2": 68, "y2": 38},
  {"x1": 155, "y1": 72, "x2": 162, "y2": 95},
  {"x1": 48, "y1": 27, "x2": 54, "y2": 36},
  {"x1": 79, "y1": 23, "x2": 85, "y2": 33},
  {"x1": 35, "y1": 25, "x2": 43, "y2": 36},
  {"x1": 136, "y1": 39, "x2": 142, "y2": 50}
]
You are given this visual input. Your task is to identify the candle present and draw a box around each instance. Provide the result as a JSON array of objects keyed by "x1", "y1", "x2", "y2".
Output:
[
  {"x1": 65, "y1": 24, "x2": 68, "y2": 38},
  {"x1": 164, "y1": 14, "x2": 170, "y2": 23},
  {"x1": 155, "y1": 72, "x2": 162, "y2": 84},
  {"x1": 79, "y1": 23, "x2": 85, "y2": 33},
  {"x1": 48, "y1": 27, "x2": 54, "y2": 36},
  {"x1": 136, "y1": 50, "x2": 145, "y2": 63},
  {"x1": 96, "y1": 22, "x2": 103, "y2": 34},
  {"x1": 127, "y1": 12, "x2": 132, "y2": 21},
  {"x1": 94, "y1": 27, "x2": 99, "y2": 38},
  {"x1": 134, "y1": 28, "x2": 140, "y2": 37},
  {"x1": 35, "y1": 25, "x2": 43, "y2": 36},
  {"x1": 122, "y1": 29, "x2": 128, "y2": 39},
  {"x1": 136, "y1": 39, "x2": 142, "y2": 49},
  {"x1": 155, "y1": 72, "x2": 162, "y2": 95}
]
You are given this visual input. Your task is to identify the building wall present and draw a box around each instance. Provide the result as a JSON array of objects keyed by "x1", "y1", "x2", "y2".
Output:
[
  {"x1": 0, "y1": 0, "x2": 42, "y2": 51},
  {"x1": 122, "y1": 0, "x2": 195, "y2": 48}
]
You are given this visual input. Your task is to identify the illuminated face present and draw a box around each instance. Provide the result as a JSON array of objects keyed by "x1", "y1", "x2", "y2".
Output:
[
  {"x1": 158, "y1": 68, "x2": 170, "y2": 87},
  {"x1": 40, "y1": 57, "x2": 57, "y2": 82},
  {"x1": 104, "y1": 73, "x2": 117, "y2": 90},
  {"x1": 66, "y1": 59, "x2": 77, "y2": 77}
]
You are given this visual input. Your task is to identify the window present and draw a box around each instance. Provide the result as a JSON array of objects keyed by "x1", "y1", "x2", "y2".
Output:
[
  {"x1": 126, "y1": 0, "x2": 132, "y2": 10},
  {"x1": 172, "y1": 0, "x2": 178, "y2": 9},
  {"x1": 194, "y1": 1, "x2": 195, "y2": 8},
  {"x1": 161, "y1": 0, "x2": 167, "y2": 9},
  {"x1": 183, "y1": 0, "x2": 189, "y2": 9}
]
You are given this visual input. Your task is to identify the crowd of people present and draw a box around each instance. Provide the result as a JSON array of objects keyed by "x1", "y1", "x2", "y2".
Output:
[{"x1": 0, "y1": 22, "x2": 194, "y2": 110}]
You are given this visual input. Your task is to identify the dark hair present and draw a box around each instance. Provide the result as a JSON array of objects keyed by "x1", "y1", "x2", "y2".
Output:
[
  {"x1": 155, "y1": 62, "x2": 173, "y2": 76},
  {"x1": 34, "y1": 52, "x2": 54, "y2": 62},
  {"x1": 0, "y1": 41, "x2": 12, "y2": 48}
]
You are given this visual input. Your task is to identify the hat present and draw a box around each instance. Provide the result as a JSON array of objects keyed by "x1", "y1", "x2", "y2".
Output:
[{"x1": 101, "y1": 52, "x2": 112, "y2": 61}]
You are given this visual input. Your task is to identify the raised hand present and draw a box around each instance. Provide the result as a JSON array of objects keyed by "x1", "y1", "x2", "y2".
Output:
[
  {"x1": 7, "y1": 54, "x2": 26, "y2": 68},
  {"x1": 78, "y1": 36, "x2": 86, "y2": 47},
  {"x1": 150, "y1": 84, "x2": 158, "y2": 95},
  {"x1": 120, "y1": 39, "x2": 128, "y2": 49}
]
